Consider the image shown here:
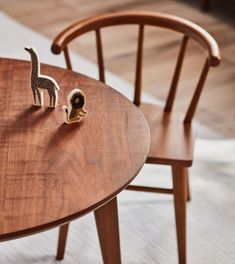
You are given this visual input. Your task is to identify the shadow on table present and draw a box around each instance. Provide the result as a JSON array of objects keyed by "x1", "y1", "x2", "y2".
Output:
[{"x1": 46, "y1": 121, "x2": 84, "y2": 149}]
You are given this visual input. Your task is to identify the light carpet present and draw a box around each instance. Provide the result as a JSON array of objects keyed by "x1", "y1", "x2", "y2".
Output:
[{"x1": 0, "y1": 12, "x2": 235, "y2": 264}]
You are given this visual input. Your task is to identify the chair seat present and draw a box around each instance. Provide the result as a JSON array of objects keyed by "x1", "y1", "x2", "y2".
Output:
[{"x1": 140, "y1": 103, "x2": 195, "y2": 167}]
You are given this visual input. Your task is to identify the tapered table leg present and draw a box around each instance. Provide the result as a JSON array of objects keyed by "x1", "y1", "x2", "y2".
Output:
[
  {"x1": 94, "y1": 197, "x2": 121, "y2": 264},
  {"x1": 56, "y1": 223, "x2": 69, "y2": 260}
]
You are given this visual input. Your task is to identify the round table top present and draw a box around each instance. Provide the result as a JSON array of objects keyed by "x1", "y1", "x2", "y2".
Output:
[{"x1": 0, "y1": 58, "x2": 150, "y2": 241}]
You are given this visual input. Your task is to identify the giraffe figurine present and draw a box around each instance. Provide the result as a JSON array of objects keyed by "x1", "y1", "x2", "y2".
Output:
[
  {"x1": 62, "y1": 88, "x2": 87, "y2": 124},
  {"x1": 25, "y1": 47, "x2": 60, "y2": 107}
]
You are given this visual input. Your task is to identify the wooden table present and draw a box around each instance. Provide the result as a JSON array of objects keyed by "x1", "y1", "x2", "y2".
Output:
[{"x1": 0, "y1": 58, "x2": 150, "y2": 263}]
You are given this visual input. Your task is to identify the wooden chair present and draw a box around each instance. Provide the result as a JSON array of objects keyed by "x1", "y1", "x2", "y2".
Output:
[{"x1": 51, "y1": 11, "x2": 221, "y2": 264}]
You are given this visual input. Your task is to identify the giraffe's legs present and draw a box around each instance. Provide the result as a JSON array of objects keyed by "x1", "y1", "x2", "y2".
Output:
[
  {"x1": 52, "y1": 94, "x2": 55, "y2": 107},
  {"x1": 49, "y1": 89, "x2": 58, "y2": 107},
  {"x1": 36, "y1": 89, "x2": 41, "y2": 105},
  {"x1": 49, "y1": 91, "x2": 53, "y2": 107},
  {"x1": 33, "y1": 87, "x2": 42, "y2": 106},
  {"x1": 32, "y1": 89, "x2": 37, "y2": 105}
]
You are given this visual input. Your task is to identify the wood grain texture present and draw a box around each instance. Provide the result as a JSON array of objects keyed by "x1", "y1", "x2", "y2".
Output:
[{"x1": 0, "y1": 58, "x2": 150, "y2": 241}]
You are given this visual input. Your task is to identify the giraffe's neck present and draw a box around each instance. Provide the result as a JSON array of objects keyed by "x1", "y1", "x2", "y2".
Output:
[{"x1": 29, "y1": 50, "x2": 40, "y2": 79}]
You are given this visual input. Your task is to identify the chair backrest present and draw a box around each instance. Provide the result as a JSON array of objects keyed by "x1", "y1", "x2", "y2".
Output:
[{"x1": 51, "y1": 11, "x2": 221, "y2": 123}]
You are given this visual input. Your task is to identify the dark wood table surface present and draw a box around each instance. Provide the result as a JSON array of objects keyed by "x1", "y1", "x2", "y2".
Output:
[{"x1": 0, "y1": 58, "x2": 150, "y2": 262}]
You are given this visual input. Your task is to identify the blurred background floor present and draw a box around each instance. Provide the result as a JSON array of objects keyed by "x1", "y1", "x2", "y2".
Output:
[{"x1": 0, "y1": 0, "x2": 234, "y2": 137}]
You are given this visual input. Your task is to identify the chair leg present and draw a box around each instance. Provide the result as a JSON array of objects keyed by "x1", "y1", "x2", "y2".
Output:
[
  {"x1": 172, "y1": 166, "x2": 187, "y2": 264},
  {"x1": 185, "y1": 168, "x2": 191, "y2": 202},
  {"x1": 56, "y1": 223, "x2": 69, "y2": 260},
  {"x1": 94, "y1": 197, "x2": 121, "y2": 264}
]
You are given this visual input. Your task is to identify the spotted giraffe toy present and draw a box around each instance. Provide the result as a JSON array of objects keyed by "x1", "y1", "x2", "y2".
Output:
[{"x1": 25, "y1": 47, "x2": 60, "y2": 107}]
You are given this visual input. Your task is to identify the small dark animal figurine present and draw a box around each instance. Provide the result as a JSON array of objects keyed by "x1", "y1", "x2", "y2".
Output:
[
  {"x1": 25, "y1": 47, "x2": 60, "y2": 107},
  {"x1": 62, "y1": 88, "x2": 87, "y2": 124}
]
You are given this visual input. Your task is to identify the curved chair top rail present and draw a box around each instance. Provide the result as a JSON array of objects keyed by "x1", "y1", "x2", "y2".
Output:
[{"x1": 51, "y1": 11, "x2": 221, "y2": 66}]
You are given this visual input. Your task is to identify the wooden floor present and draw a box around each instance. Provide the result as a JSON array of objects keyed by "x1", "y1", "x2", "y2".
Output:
[{"x1": 0, "y1": 0, "x2": 234, "y2": 137}]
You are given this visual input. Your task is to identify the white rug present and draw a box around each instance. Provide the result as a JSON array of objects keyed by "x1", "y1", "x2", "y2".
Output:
[{"x1": 0, "y1": 12, "x2": 235, "y2": 264}]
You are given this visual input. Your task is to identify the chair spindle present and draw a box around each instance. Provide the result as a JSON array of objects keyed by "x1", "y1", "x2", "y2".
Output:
[
  {"x1": 184, "y1": 58, "x2": 210, "y2": 123},
  {"x1": 64, "y1": 46, "x2": 72, "y2": 70},
  {"x1": 134, "y1": 24, "x2": 145, "y2": 106},
  {"x1": 95, "y1": 29, "x2": 105, "y2": 82},
  {"x1": 164, "y1": 35, "x2": 188, "y2": 112}
]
